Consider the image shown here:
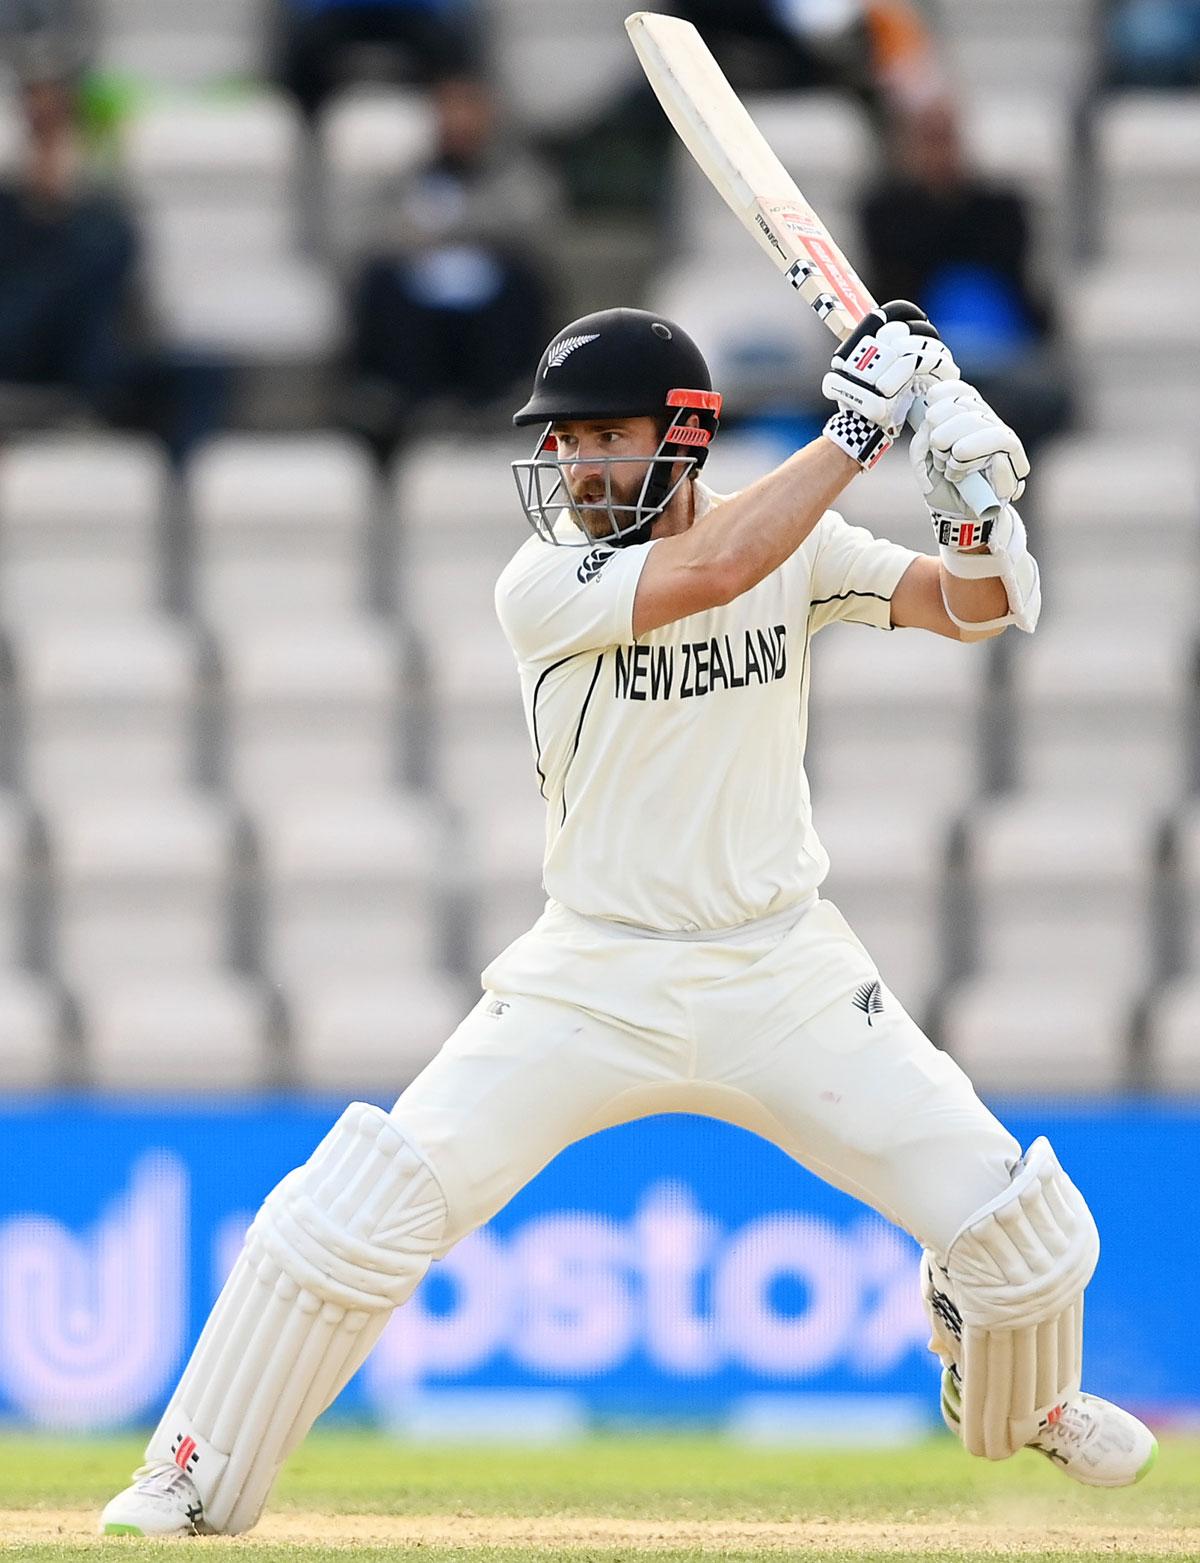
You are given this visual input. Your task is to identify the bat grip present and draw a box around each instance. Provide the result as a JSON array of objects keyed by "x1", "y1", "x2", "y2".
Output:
[{"x1": 906, "y1": 396, "x2": 1002, "y2": 523}]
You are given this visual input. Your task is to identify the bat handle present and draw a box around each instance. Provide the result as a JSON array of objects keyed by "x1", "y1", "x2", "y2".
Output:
[
  {"x1": 954, "y1": 470, "x2": 1003, "y2": 522},
  {"x1": 906, "y1": 396, "x2": 1002, "y2": 523}
]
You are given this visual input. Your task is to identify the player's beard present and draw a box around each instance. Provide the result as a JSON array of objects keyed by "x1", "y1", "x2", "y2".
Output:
[{"x1": 565, "y1": 461, "x2": 654, "y2": 541}]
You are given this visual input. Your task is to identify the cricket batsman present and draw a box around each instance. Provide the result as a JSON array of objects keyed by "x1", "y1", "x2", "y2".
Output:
[{"x1": 102, "y1": 303, "x2": 1156, "y2": 1536}]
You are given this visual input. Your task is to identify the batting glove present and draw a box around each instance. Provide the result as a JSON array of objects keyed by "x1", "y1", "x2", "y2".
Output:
[
  {"x1": 910, "y1": 379, "x2": 1029, "y2": 531},
  {"x1": 822, "y1": 300, "x2": 957, "y2": 469}
]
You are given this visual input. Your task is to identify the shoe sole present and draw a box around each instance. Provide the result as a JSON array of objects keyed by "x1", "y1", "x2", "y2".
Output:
[{"x1": 101, "y1": 1525, "x2": 145, "y2": 1535}]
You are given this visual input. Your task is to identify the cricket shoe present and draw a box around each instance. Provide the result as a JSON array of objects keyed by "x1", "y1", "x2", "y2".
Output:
[
  {"x1": 940, "y1": 1369, "x2": 1158, "y2": 1488},
  {"x1": 1026, "y1": 1394, "x2": 1158, "y2": 1487},
  {"x1": 100, "y1": 1461, "x2": 205, "y2": 1536}
]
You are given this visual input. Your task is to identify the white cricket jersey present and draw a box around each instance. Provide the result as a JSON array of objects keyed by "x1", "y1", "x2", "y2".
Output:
[{"x1": 494, "y1": 481, "x2": 918, "y2": 933}]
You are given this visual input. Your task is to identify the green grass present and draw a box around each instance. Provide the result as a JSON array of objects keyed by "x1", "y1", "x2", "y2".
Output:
[{"x1": 0, "y1": 1430, "x2": 1196, "y2": 1562}]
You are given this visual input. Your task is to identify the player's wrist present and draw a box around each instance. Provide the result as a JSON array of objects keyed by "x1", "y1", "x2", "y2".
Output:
[{"x1": 822, "y1": 409, "x2": 892, "y2": 470}]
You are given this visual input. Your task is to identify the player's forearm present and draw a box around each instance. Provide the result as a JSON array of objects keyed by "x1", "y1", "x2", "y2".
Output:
[
  {"x1": 691, "y1": 436, "x2": 859, "y2": 599},
  {"x1": 939, "y1": 552, "x2": 1009, "y2": 641}
]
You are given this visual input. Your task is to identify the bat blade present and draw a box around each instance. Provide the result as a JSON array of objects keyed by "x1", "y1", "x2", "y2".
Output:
[
  {"x1": 624, "y1": 9, "x2": 1000, "y2": 520},
  {"x1": 625, "y1": 10, "x2": 875, "y2": 342}
]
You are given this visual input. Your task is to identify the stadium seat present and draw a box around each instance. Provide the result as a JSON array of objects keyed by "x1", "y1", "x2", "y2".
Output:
[
  {"x1": 0, "y1": 436, "x2": 168, "y2": 621},
  {"x1": 120, "y1": 92, "x2": 342, "y2": 359},
  {"x1": 1033, "y1": 438, "x2": 1200, "y2": 626},
  {"x1": 0, "y1": 794, "x2": 30, "y2": 971},
  {"x1": 0, "y1": 91, "x2": 22, "y2": 176},
  {"x1": 492, "y1": 0, "x2": 640, "y2": 134},
  {"x1": 392, "y1": 434, "x2": 530, "y2": 581},
  {"x1": 150, "y1": 258, "x2": 345, "y2": 362},
  {"x1": 121, "y1": 93, "x2": 302, "y2": 206},
  {"x1": 255, "y1": 793, "x2": 448, "y2": 984},
  {"x1": 0, "y1": 970, "x2": 62, "y2": 1089},
  {"x1": 1094, "y1": 92, "x2": 1200, "y2": 261},
  {"x1": 1008, "y1": 621, "x2": 1191, "y2": 802},
  {"x1": 939, "y1": 0, "x2": 1092, "y2": 94},
  {"x1": 43, "y1": 794, "x2": 236, "y2": 984},
  {"x1": 98, "y1": 0, "x2": 269, "y2": 85},
  {"x1": 1035, "y1": 438, "x2": 1199, "y2": 550},
  {"x1": 418, "y1": 598, "x2": 538, "y2": 818},
  {"x1": 288, "y1": 972, "x2": 467, "y2": 1093},
  {"x1": 190, "y1": 434, "x2": 376, "y2": 620},
  {"x1": 963, "y1": 94, "x2": 1072, "y2": 206},
  {"x1": 82, "y1": 972, "x2": 271, "y2": 1091},
  {"x1": 1066, "y1": 267, "x2": 1200, "y2": 434},
  {"x1": 463, "y1": 803, "x2": 549, "y2": 974},
  {"x1": 816, "y1": 804, "x2": 952, "y2": 1023},
  {"x1": 13, "y1": 618, "x2": 201, "y2": 800},
  {"x1": 393, "y1": 441, "x2": 534, "y2": 816},
  {"x1": 700, "y1": 433, "x2": 791, "y2": 500},
  {"x1": 142, "y1": 199, "x2": 299, "y2": 277},
  {"x1": 964, "y1": 794, "x2": 1158, "y2": 984},
  {"x1": 1144, "y1": 974, "x2": 1200, "y2": 1091},
  {"x1": 941, "y1": 972, "x2": 1133, "y2": 1094},
  {"x1": 219, "y1": 618, "x2": 404, "y2": 803},
  {"x1": 807, "y1": 626, "x2": 991, "y2": 814},
  {"x1": 318, "y1": 86, "x2": 436, "y2": 264},
  {"x1": 832, "y1": 461, "x2": 940, "y2": 555},
  {"x1": 1167, "y1": 801, "x2": 1200, "y2": 972}
]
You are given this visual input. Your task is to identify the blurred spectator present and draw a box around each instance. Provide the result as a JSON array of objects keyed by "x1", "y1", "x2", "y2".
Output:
[
  {"x1": 0, "y1": 65, "x2": 228, "y2": 462},
  {"x1": 678, "y1": 0, "x2": 946, "y2": 115},
  {"x1": 344, "y1": 76, "x2": 557, "y2": 455},
  {"x1": 1102, "y1": 0, "x2": 1200, "y2": 86},
  {"x1": 860, "y1": 99, "x2": 1070, "y2": 447},
  {"x1": 679, "y1": 0, "x2": 876, "y2": 96},
  {"x1": 275, "y1": 0, "x2": 484, "y2": 121},
  {"x1": 0, "y1": 70, "x2": 138, "y2": 421}
]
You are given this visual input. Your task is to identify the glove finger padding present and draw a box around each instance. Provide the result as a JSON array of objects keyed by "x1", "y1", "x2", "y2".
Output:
[
  {"x1": 953, "y1": 454, "x2": 1024, "y2": 507},
  {"x1": 917, "y1": 380, "x2": 1029, "y2": 505},
  {"x1": 823, "y1": 316, "x2": 957, "y2": 438}
]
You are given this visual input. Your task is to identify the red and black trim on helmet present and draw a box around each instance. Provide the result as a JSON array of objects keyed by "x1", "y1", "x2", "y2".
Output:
[{"x1": 637, "y1": 387, "x2": 723, "y2": 519}]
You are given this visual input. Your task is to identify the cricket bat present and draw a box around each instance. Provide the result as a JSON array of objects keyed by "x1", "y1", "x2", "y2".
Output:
[{"x1": 625, "y1": 10, "x2": 998, "y2": 520}]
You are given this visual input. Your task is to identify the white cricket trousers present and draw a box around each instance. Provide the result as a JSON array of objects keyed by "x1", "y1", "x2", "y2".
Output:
[{"x1": 390, "y1": 896, "x2": 1021, "y2": 1259}]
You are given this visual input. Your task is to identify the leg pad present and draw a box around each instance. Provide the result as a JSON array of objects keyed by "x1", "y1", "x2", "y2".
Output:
[
  {"x1": 146, "y1": 1103, "x2": 446, "y2": 1532},
  {"x1": 923, "y1": 1137, "x2": 1098, "y2": 1460}
]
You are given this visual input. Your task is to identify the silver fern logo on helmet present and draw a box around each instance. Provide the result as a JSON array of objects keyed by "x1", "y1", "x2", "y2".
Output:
[{"x1": 544, "y1": 333, "x2": 599, "y2": 371}]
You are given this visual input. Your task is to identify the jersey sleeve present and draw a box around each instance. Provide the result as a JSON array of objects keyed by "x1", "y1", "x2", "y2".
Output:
[
  {"x1": 495, "y1": 538, "x2": 656, "y2": 664},
  {"x1": 807, "y1": 510, "x2": 919, "y2": 633}
]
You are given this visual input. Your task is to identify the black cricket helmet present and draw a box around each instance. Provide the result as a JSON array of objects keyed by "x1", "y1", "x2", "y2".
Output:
[{"x1": 512, "y1": 307, "x2": 722, "y2": 547}]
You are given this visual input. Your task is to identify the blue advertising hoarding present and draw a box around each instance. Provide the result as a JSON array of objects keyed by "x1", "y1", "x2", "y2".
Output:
[{"x1": 0, "y1": 1098, "x2": 1195, "y2": 1434}]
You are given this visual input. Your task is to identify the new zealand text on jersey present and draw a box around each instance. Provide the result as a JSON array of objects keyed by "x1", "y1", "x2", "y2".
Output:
[{"x1": 613, "y1": 625, "x2": 788, "y2": 703}]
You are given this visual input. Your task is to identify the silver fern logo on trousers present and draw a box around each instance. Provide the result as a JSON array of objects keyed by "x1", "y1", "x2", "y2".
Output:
[
  {"x1": 852, "y1": 979, "x2": 883, "y2": 1024},
  {"x1": 545, "y1": 333, "x2": 599, "y2": 371}
]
